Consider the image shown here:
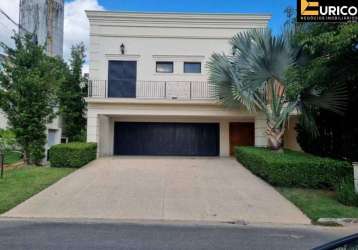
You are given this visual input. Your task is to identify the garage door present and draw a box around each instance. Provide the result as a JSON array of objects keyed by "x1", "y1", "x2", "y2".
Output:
[{"x1": 114, "y1": 122, "x2": 219, "y2": 156}]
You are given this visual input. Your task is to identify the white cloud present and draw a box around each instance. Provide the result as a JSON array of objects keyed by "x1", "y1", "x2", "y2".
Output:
[
  {"x1": 0, "y1": 0, "x2": 104, "y2": 68},
  {"x1": 64, "y1": 0, "x2": 104, "y2": 62},
  {"x1": 0, "y1": 0, "x2": 20, "y2": 48}
]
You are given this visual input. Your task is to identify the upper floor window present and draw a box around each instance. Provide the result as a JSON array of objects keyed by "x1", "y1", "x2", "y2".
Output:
[
  {"x1": 156, "y1": 61, "x2": 173, "y2": 73},
  {"x1": 184, "y1": 62, "x2": 201, "y2": 73}
]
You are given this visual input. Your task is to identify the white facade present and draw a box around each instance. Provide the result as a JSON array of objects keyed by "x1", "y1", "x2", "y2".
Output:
[
  {"x1": 88, "y1": 11, "x2": 270, "y2": 82},
  {"x1": 86, "y1": 11, "x2": 299, "y2": 157}
]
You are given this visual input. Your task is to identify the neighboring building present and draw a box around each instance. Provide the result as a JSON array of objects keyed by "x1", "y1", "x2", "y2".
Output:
[
  {"x1": 19, "y1": 0, "x2": 64, "y2": 57},
  {"x1": 86, "y1": 11, "x2": 300, "y2": 157},
  {"x1": 0, "y1": 53, "x2": 8, "y2": 129},
  {"x1": 19, "y1": 0, "x2": 64, "y2": 155},
  {"x1": 0, "y1": 1, "x2": 64, "y2": 155}
]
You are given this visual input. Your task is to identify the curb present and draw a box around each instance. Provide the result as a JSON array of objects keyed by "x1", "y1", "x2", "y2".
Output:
[{"x1": 317, "y1": 218, "x2": 358, "y2": 226}]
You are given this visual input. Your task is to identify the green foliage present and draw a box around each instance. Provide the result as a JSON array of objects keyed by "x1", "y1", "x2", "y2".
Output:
[
  {"x1": 58, "y1": 43, "x2": 87, "y2": 142},
  {"x1": 0, "y1": 129, "x2": 17, "y2": 153},
  {"x1": 0, "y1": 129, "x2": 21, "y2": 164},
  {"x1": 71, "y1": 129, "x2": 87, "y2": 142},
  {"x1": 49, "y1": 142, "x2": 97, "y2": 168},
  {"x1": 0, "y1": 34, "x2": 66, "y2": 165},
  {"x1": 235, "y1": 146, "x2": 352, "y2": 189},
  {"x1": 4, "y1": 151, "x2": 22, "y2": 165},
  {"x1": 286, "y1": 23, "x2": 358, "y2": 161},
  {"x1": 208, "y1": 27, "x2": 346, "y2": 150},
  {"x1": 336, "y1": 177, "x2": 358, "y2": 207}
]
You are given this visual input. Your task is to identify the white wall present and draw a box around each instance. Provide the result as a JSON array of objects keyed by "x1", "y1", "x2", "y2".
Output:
[
  {"x1": 87, "y1": 11, "x2": 270, "y2": 83},
  {"x1": 0, "y1": 110, "x2": 8, "y2": 129},
  {"x1": 254, "y1": 114, "x2": 268, "y2": 147}
]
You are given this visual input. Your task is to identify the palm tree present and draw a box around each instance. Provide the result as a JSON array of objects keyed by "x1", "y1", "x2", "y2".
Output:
[{"x1": 208, "y1": 28, "x2": 346, "y2": 151}]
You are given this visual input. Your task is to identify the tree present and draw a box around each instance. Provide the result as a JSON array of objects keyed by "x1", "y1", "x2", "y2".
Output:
[
  {"x1": 0, "y1": 34, "x2": 65, "y2": 165},
  {"x1": 286, "y1": 23, "x2": 358, "y2": 161},
  {"x1": 208, "y1": 28, "x2": 346, "y2": 151},
  {"x1": 58, "y1": 43, "x2": 87, "y2": 142},
  {"x1": 0, "y1": 129, "x2": 18, "y2": 178}
]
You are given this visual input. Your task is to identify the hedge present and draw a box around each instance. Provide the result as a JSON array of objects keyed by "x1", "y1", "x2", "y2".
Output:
[
  {"x1": 336, "y1": 177, "x2": 358, "y2": 207},
  {"x1": 235, "y1": 146, "x2": 352, "y2": 189},
  {"x1": 49, "y1": 142, "x2": 97, "y2": 168}
]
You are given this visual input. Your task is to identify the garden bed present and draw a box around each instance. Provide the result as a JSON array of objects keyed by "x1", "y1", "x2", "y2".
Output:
[{"x1": 235, "y1": 146, "x2": 357, "y2": 222}]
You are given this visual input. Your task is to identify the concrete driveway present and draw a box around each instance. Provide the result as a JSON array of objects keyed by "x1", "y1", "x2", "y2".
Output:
[{"x1": 3, "y1": 157, "x2": 310, "y2": 224}]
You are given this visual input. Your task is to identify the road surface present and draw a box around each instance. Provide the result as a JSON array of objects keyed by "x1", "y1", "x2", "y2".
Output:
[{"x1": 0, "y1": 219, "x2": 355, "y2": 250}]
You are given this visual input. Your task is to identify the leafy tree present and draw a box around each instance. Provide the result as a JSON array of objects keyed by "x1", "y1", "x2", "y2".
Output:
[
  {"x1": 286, "y1": 23, "x2": 358, "y2": 161},
  {"x1": 58, "y1": 43, "x2": 87, "y2": 142},
  {"x1": 0, "y1": 129, "x2": 17, "y2": 155},
  {"x1": 0, "y1": 34, "x2": 65, "y2": 165},
  {"x1": 208, "y1": 28, "x2": 346, "y2": 151}
]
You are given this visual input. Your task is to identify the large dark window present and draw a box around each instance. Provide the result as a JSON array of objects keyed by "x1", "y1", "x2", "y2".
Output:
[
  {"x1": 108, "y1": 60, "x2": 137, "y2": 98},
  {"x1": 156, "y1": 61, "x2": 173, "y2": 73},
  {"x1": 184, "y1": 62, "x2": 201, "y2": 73}
]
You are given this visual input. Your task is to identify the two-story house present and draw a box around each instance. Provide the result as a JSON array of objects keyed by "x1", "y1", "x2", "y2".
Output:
[{"x1": 86, "y1": 11, "x2": 301, "y2": 157}]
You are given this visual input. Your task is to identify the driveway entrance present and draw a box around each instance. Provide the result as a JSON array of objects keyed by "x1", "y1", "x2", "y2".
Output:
[{"x1": 3, "y1": 157, "x2": 309, "y2": 224}]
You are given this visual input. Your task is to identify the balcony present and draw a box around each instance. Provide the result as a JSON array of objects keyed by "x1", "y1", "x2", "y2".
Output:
[{"x1": 88, "y1": 80, "x2": 215, "y2": 100}]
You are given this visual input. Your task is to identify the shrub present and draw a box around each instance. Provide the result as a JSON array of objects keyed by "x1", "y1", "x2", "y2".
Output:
[
  {"x1": 235, "y1": 146, "x2": 352, "y2": 189},
  {"x1": 0, "y1": 129, "x2": 18, "y2": 152},
  {"x1": 49, "y1": 142, "x2": 97, "y2": 168},
  {"x1": 4, "y1": 151, "x2": 22, "y2": 164},
  {"x1": 336, "y1": 177, "x2": 358, "y2": 207}
]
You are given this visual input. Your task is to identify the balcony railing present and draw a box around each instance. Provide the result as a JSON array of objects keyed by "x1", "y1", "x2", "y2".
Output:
[{"x1": 88, "y1": 80, "x2": 215, "y2": 100}]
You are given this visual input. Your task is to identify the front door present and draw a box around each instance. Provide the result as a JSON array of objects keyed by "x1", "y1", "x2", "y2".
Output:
[
  {"x1": 229, "y1": 123, "x2": 255, "y2": 156},
  {"x1": 108, "y1": 60, "x2": 137, "y2": 98}
]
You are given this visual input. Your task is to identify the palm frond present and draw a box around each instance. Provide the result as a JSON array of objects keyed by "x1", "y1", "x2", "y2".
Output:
[{"x1": 300, "y1": 83, "x2": 348, "y2": 115}]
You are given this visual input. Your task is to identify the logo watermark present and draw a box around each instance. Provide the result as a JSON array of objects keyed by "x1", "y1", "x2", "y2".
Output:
[{"x1": 297, "y1": 0, "x2": 358, "y2": 22}]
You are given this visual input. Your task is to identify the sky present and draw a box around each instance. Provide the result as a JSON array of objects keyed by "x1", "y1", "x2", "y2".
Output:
[{"x1": 0, "y1": 0, "x2": 296, "y2": 71}]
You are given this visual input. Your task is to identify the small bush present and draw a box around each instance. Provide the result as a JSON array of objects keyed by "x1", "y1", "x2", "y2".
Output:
[
  {"x1": 235, "y1": 146, "x2": 352, "y2": 189},
  {"x1": 336, "y1": 177, "x2": 358, "y2": 207},
  {"x1": 4, "y1": 151, "x2": 22, "y2": 164},
  {"x1": 49, "y1": 142, "x2": 97, "y2": 168}
]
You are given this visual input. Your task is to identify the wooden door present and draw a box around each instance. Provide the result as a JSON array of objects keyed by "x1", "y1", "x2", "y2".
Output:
[{"x1": 229, "y1": 123, "x2": 255, "y2": 156}]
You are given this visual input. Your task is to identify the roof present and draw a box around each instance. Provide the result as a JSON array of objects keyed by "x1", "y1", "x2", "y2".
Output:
[{"x1": 86, "y1": 10, "x2": 271, "y2": 28}]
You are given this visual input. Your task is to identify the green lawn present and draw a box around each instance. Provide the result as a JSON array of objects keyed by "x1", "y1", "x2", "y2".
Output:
[
  {"x1": 278, "y1": 187, "x2": 358, "y2": 222},
  {"x1": 4, "y1": 151, "x2": 22, "y2": 164},
  {"x1": 0, "y1": 166, "x2": 75, "y2": 214}
]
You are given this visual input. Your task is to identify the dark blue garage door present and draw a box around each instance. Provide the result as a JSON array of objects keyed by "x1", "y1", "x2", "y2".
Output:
[{"x1": 114, "y1": 122, "x2": 219, "y2": 156}]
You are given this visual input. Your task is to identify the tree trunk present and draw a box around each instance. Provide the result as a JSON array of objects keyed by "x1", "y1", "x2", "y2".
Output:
[
  {"x1": 23, "y1": 150, "x2": 30, "y2": 165},
  {"x1": 266, "y1": 125, "x2": 285, "y2": 152}
]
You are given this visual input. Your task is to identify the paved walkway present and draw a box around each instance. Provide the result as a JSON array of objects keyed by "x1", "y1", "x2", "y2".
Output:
[{"x1": 3, "y1": 157, "x2": 310, "y2": 224}]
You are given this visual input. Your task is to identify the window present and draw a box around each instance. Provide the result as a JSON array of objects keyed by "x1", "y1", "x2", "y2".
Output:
[
  {"x1": 156, "y1": 61, "x2": 173, "y2": 73},
  {"x1": 184, "y1": 62, "x2": 201, "y2": 73}
]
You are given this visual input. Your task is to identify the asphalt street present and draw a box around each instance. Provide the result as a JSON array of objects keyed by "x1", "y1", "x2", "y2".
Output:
[{"x1": 0, "y1": 219, "x2": 355, "y2": 250}]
